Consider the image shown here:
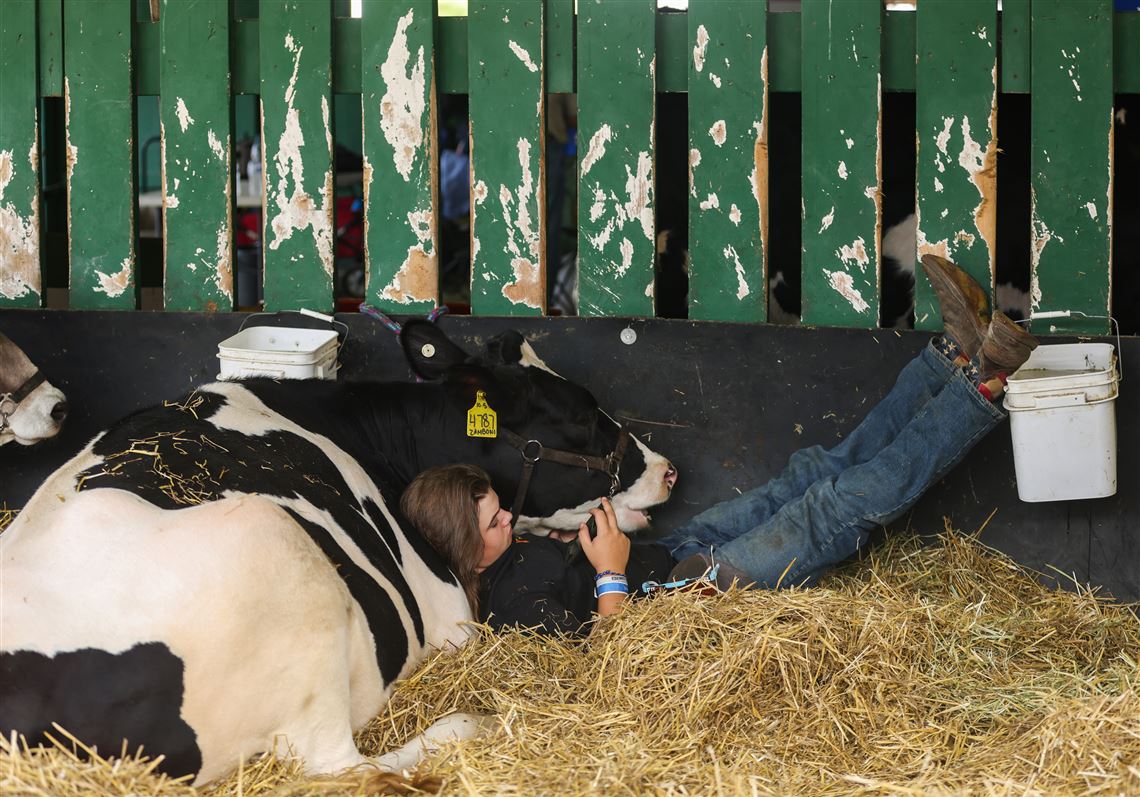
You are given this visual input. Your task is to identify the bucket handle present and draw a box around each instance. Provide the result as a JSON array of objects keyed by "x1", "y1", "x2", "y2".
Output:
[
  {"x1": 1014, "y1": 389, "x2": 1117, "y2": 410},
  {"x1": 1026, "y1": 310, "x2": 1122, "y2": 383},
  {"x1": 238, "y1": 309, "x2": 350, "y2": 351}
]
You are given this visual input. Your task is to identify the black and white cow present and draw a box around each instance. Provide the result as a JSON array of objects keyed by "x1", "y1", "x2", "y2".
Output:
[
  {"x1": 0, "y1": 331, "x2": 68, "y2": 447},
  {"x1": 0, "y1": 321, "x2": 676, "y2": 783}
]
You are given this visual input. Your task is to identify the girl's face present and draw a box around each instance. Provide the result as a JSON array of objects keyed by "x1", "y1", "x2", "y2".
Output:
[{"x1": 475, "y1": 489, "x2": 513, "y2": 571}]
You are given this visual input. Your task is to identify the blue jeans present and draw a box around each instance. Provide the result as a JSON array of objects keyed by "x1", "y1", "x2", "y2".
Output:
[{"x1": 658, "y1": 341, "x2": 1006, "y2": 588}]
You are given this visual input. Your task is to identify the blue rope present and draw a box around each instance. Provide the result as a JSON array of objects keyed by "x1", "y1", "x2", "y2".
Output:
[{"x1": 358, "y1": 303, "x2": 449, "y2": 335}]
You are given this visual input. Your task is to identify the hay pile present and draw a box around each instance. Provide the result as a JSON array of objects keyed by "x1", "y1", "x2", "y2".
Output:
[{"x1": 3, "y1": 527, "x2": 1138, "y2": 796}]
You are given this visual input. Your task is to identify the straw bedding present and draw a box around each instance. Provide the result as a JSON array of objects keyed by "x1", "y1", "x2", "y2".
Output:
[{"x1": 2, "y1": 523, "x2": 1137, "y2": 796}]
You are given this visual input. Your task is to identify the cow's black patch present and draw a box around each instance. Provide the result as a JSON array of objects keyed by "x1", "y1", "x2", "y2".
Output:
[
  {"x1": 76, "y1": 387, "x2": 430, "y2": 656},
  {"x1": 0, "y1": 643, "x2": 201, "y2": 779},
  {"x1": 279, "y1": 507, "x2": 410, "y2": 684}
]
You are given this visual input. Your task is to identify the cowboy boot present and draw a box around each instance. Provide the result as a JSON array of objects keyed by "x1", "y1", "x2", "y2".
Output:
[
  {"x1": 920, "y1": 254, "x2": 991, "y2": 358},
  {"x1": 979, "y1": 310, "x2": 1039, "y2": 381}
]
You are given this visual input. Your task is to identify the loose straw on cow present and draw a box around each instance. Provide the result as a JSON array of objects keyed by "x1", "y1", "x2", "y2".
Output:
[{"x1": 3, "y1": 525, "x2": 1137, "y2": 796}]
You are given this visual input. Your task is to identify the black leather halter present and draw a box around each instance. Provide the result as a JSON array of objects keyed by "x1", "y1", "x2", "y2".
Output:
[
  {"x1": 0, "y1": 370, "x2": 46, "y2": 432},
  {"x1": 501, "y1": 425, "x2": 632, "y2": 526}
]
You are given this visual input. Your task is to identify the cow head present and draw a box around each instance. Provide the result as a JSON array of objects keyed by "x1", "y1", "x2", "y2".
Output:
[
  {"x1": 400, "y1": 321, "x2": 676, "y2": 534},
  {"x1": 0, "y1": 332, "x2": 67, "y2": 447}
]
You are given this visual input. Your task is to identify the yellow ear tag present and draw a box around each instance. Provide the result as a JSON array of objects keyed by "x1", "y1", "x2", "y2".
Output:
[{"x1": 466, "y1": 390, "x2": 498, "y2": 438}]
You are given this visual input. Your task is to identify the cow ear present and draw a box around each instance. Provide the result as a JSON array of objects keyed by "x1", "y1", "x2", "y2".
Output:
[
  {"x1": 483, "y1": 330, "x2": 526, "y2": 366},
  {"x1": 400, "y1": 320, "x2": 471, "y2": 380}
]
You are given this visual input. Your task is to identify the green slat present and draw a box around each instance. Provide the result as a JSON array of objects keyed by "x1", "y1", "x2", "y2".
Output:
[
  {"x1": 437, "y1": 16, "x2": 468, "y2": 94},
  {"x1": 1001, "y1": 0, "x2": 1031, "y2": 93},
  {"x1": 546, "y1": 0, "x2": 573, "y2": 93},
  {"x1": 233, "y1": 19, "x2": 259, "y2": 94},
  {"x1": 468, "y1": 1, "x2": 545, "y2": 315},
  {"x1": 577, "y1": 0, "x2": 655, "y2": 317},
  {"x1": 259, "y1": 0, "x2": 334, "y2": 312},
  {"x1": 1117, "y1": 11, "x2": 1140, "y2": 94},
  {"x1": 686, "y1": 0, "x2": 767, "y2": 322},
  {"x1": 333, "y1": 16, "x2": 360, "y2": 94},
  {"x1": 124, "y1": 11, "x2": 1140, "y2": 98},
  {"x1": 1030, "y1": 0, "x2": 1112, "y2": 335},
  {"x1": 135, "y1": 20, "x2": 159, "y2": 95},
  {"x1": 38, "y1": 0, "x2": 62, "y2": 97},
  {"x1": 65, "y1": 0, "x2": 137, "y2": 310},
  {"x1": 656, "y1": 9, "x2": 686, "y2": 93},
  {"x1": 881, "y1": 9, "x2": 915, "y2": 92},
  {"x1": 1, "y1": 0, "x2": 42, "y2": 306},
  {"x1": 362, "y1": 0, "x2": 438, "y2": 311},
  {"x1": 768, "y1": 11, "x2": 799, "y2": 93},
  {"x1": 800, "y1": 0, "x2": 881, "y2": 328},
  {"x1": 160, "y1": 0, "x2": 232, "y2": 311},
  {"x1": 914, "y1": 0, "x2": 997, "y2": 332}
]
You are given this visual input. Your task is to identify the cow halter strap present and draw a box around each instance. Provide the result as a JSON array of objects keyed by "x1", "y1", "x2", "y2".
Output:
[
  {"x1": 501, "y1": 426, "x2": 632, "y2": 526},
  {"x1": 0, "y1": 370, "x2": 46, "y2": 432}
]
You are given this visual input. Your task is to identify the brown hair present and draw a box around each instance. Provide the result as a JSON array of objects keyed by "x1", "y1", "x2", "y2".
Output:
[{"x1": 400, "y1": 464, "x2": 492, "y2": 615}]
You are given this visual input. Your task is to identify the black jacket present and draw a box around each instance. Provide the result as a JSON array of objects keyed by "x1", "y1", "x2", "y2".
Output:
[{"x1": 477, "y1": 534, "x2": 674, "y2": 637}]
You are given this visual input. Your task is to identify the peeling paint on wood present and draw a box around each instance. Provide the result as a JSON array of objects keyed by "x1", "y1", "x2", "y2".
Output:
[
  {"x1": 161, "y1": 0, "x2": 233, "y2": 311},
  {"x1": 363, "y1": 1, "x2": 438, "y2": 311},
  {"x1": 468, "y1": 1, "x2": 545, "y2": 315},
  {"x1": 801, "y1": 0, "x2": 880, "y2": 328},
  {"x1": 686, "y1": 1, "x2": 767, "y2": 322},
  {"x1": 1029, "y1": 0, "x2": 1113, "y2": 335},
  {"x1": 914, "y1": 1, "x2": 997, "y2": 331},
  {"x1": 260, "y1": 2, "x2": 334, "y2": 311},
  {"x1": 64, "y1": 0, "x2": 137, "y2": 310},
  {"x1": 0, "y1": 0, "x2": 41, "y2": 306},
  {"x1": 578, "y1": 0, "x2": 656, "y2": 317}
]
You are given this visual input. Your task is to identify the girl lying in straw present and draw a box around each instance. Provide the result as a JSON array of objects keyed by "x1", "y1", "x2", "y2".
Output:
[{"x1": 402, "y1": 255, "x2": 1040, "y2": 635}]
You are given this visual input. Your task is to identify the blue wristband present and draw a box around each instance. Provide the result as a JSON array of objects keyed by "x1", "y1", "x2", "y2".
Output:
[{"x1": 595, "y1": 581, "x2": 630, "y2": 598}]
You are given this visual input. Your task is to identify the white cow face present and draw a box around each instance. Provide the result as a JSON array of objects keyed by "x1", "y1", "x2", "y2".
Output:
[{"x1": 0, "y1": 332, "x2": 67, "y2": 446}]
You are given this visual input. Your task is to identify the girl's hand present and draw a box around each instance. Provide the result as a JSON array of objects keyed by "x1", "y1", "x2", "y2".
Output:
[{"x1": 578, "y1": 498, "x2": 629, "y2": 575}]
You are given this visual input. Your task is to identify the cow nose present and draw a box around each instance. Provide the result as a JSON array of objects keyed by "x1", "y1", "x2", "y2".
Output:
[
  {"x1": 51, "y1": 400, "x2": 68, "y2": 424},
  {"x1": 664, "y1": 463, "x2": 678, "y2": 490}
]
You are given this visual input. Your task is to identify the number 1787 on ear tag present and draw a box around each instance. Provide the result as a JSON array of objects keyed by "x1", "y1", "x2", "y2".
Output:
[{"x1": 466, "y1": 390, "x2": 498, "y2": 438}]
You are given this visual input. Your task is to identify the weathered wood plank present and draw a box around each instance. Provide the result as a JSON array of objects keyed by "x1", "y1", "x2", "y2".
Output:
[
  {"x1": 1001, "y1": 0, "x2": 1031, "y2": 93},
  {"x1": 38, "y1": 0, "x2": 62, "y2": 97},
  {"x1": 577, "y1": 0, "x2": 655, "y2": 317},
  {"x1": 1, "y1": 0, "x2": 41, "y2": 307},
  {"x1": 914, "y1": 0, "x2": 997, "y2": 331},
  {"x1": 361, "y1": 0, "x2": 438, "y2": 312},
  {"x1": 687, "y1": 0, "x2": 767, "y2": 322},
  {"x1": 546, "y1": 0, "x2": 574, "y2": 93},
  {"x1": 1030, "y1": 1, "x2": 1113, "y2": 335},
  {"x1": 800, "y1": 0, "x2": 881, "y2": 328},
  {"x1": 160, "y1": 0, "x2": 232, "y2": 312},
  {"x1": 468, "y1": 1, "x2": 545, "y2": 315},
  {"x1": 259, "y1": 1, "x2": 334, "y2": 312},
  {"x1": 65, "y1": 0, "x2": 137, "y2": 309}
]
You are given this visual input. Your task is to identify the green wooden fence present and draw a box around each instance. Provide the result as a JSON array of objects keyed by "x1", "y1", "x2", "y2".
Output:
[{"x1": 2, "y1": 0, "x2": 1136, "y2": 335}]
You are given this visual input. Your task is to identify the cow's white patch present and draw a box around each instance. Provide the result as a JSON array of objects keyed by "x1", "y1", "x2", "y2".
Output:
[{"x1": 517, "y1": 438, "x2": 673, "y2": 535}]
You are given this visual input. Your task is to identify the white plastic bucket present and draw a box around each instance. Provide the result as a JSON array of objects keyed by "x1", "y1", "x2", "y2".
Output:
[
  {"x1": 217, "y1": 326, "x2": 339, "y2": 381},
  {"x1": 1003, "y1": 343, "x2": 1119, "y2": 502}
]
